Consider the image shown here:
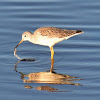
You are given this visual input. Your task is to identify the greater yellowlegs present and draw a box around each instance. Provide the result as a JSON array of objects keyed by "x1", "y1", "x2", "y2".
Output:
[{"x1": 14, "y1": 27, "x2": 83, "y2": 72}]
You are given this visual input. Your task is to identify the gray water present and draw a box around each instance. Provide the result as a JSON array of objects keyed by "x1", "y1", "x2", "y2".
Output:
[{"x1": 0, "y1": 0, "x2": 100, "y2": 100}]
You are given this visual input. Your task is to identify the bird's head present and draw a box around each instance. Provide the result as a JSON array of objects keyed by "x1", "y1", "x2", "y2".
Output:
[
  {"x1": 15, "y1": 31, "x2": 32, "y2": 48},
  {"x1": 22, "y1": 31, "x2": 32, "y2": 41}
]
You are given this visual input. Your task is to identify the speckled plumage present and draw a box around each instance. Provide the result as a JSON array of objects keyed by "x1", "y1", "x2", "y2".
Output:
[{"x1": 34, "y1": 27, "x2": 82, "y2": 38}]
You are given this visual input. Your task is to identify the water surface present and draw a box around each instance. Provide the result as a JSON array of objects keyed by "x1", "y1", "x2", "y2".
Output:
[{"x1": 0, "y1": 0, "x2": 100, "y2": 100}]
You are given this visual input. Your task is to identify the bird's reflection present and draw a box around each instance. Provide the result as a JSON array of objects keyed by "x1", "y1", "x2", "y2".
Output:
[
  {"x1": 24, "y1": 85, "x2": 69, "y2": 92},
  {"x1": 14, "y1": 60, "x2": 83, "y2": 92}
]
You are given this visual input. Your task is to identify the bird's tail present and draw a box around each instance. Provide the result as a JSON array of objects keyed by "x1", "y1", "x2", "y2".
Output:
[
  {"x1": 65, "y1": 30, "x2": 83, "y2": 40},
  {"x1": 76, "y1": 30, "x2": 84, "y2": 34}
]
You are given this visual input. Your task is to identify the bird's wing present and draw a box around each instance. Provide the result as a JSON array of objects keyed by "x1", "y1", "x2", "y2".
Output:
[{"x1": 34, "y1": 27, "x2": 81, "y2": 38}]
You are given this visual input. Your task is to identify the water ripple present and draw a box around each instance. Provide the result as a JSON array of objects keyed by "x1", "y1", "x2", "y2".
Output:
[{"x1": 0, "y1": 0, "x2": 100, "y2": 99}]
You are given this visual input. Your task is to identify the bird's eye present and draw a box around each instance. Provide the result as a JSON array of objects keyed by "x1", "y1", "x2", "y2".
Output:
[{"x1": 24, "y1": 35, "x2": 26, "y2": 37}]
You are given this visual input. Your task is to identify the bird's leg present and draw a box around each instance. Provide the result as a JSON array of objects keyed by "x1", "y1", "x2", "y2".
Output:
[{"x1": 50, "y1": 46, "x2": 54, "y2": 72}]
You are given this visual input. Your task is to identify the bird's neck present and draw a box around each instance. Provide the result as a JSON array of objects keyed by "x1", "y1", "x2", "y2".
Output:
[{"x1": 30, "y1": 34, "x2": 37, "y2": 44}]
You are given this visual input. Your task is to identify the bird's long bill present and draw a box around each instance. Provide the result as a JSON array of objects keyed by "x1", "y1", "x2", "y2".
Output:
[{"x1": 15, "y1": 39, "x2": 23, "y2": 49}]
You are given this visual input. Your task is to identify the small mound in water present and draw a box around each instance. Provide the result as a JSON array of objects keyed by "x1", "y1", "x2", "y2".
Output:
[{"x1": 20, "y1": 58, "x2": 35, "y2": 61}]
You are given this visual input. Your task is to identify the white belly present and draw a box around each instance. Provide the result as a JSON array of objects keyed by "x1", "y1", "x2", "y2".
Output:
[{"x1": 34, "y1": 36, "x2": 65, "y2": 47}]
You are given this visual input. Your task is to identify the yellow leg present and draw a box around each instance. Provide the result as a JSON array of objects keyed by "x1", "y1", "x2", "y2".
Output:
[
  {"x1": 50, "y1": 46, "x2": 54, "y2": 60},
  {"x1": 50, "y1": 46, "x2": 54, "y2": 72}
]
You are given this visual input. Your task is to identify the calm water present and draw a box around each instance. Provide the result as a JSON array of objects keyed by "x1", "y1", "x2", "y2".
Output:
[{"x1": 0, "y1": 0, "x2": 100, "y2": 99}]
